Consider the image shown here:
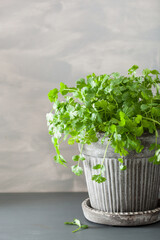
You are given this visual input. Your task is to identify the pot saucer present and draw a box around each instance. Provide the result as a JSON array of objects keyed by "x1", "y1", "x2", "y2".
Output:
[{"x1": 82, "y1": 198, "x2": 160, "y2": 226}]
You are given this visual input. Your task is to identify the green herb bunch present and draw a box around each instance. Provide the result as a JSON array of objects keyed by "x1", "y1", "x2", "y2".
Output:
[
  {"x1": 64, "y1": 218, "x2": 88, "y2": 233},
  {"x1": 46, "y1": 65, "x2": 160, "y2": 183}
]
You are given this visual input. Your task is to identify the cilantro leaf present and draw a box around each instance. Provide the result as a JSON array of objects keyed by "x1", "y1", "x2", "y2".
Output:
[
  {"x1": 150, "y1": 70, "x2": 160, "y2": 75},
  {"x1": 118, "y1": 158, "x2": 123, "y2": 164},
  {"x1": 48, "y1": 88, "x2": 59, "y2": 102},
  {"x1": 72, "y1": 155, "x2": 80, "y2": 161},
  {"x1": 92, "y1": 174, "x2": 106, "y2": 183},
  {"x1": 128, "y1": 65, "x2": 139, "y2": 74},
  {"x1": 119, "y1": 111, "x2": 126, "y2": 126},
  {"x1": 135, "y1": 115, "x2": 142, "y2": 124},
  {"x1": 80, "y1": 156, "x2": 85, "y2": 161},
  {"x1": 53, "y1": 155, "x2": 67, "y2": 167},
  {"x1": 59, "y1": 82, "x2": 68, "y2": 95},
  {"x1": 64, "y1": 218, "x2": 88, "y2": 233},
  {"x1": 76, "y1": 78, "x2": 86, "y2": 89},
  {"x1": 71, "y1": 165, "x2": 83, "y2": 176},
  {"x1": 93, "y1": 164, "x2": 102, "y2": 170},
  {"x1": 136, "y1": 126, "x2": 143, "y2": 136},
  {"x1": 68, "y1": 138, "x2": 75, "y2": 145},
  {"x1": 142, "y1": 68, "x2": 151, "y2": 76},
  {"x1": 120, "y1": 165, "x2": 127, "y2": 170}
]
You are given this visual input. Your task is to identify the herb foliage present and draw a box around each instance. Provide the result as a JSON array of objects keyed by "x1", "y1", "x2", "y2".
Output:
[
  {"x1": 64, "y1": 218, "x2": 88, "y2": 233},
  {"x1": 46, "y1": 65, "x2": 160, "y2": 183}
]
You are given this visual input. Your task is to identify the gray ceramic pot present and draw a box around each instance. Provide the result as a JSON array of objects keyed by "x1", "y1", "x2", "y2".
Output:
[{"x1": 80, "y1": 132, "x2": 160, "y2": 213}]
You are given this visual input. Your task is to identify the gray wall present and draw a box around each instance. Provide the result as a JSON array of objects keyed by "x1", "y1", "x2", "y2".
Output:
[{"x1": 0, "y1": 0, "x2": 160, "y2": 192}]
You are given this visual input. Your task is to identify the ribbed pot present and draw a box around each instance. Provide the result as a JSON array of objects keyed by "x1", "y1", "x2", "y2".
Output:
[{"x1": 80, "y1": 133, "x2": 160, "y2": 213}]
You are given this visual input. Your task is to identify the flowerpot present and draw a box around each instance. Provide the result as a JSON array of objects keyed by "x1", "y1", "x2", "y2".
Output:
[{"x1": 80, "y1": 133, "x2": 160, "y2": 226}]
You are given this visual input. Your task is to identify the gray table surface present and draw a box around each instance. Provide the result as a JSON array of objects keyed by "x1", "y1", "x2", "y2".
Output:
[{"x1": 0, "y1": 192, "x2": 159, "y2": 240}]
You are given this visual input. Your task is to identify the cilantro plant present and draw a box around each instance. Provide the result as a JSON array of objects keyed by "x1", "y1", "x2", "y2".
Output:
[
  {"x1": 64, "y1": 218, "x2": 88, "y2": 233},
  {"x1": 46, "y1": 65, "x2": 160, "y2": 183}
]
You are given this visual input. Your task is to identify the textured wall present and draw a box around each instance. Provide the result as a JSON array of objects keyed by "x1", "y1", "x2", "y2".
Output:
[{"x1": 0, "y1": 0, "x2": 160, "y2": 192}]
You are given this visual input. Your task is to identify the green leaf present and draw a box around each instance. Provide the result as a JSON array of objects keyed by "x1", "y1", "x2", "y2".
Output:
[
  {"x1": 122, "y1": 92, "x2": 130, "y2": 101},
  {"x1": 110, "y1": 124, "x2": 116, "y2": 133},
  {"x1": 95, "y1": 100, "x2": 108, "y2": 110},
  {"x1": 151, "y1": 107, "x2": 160, "y2": 117},
  {"x1": 91, "y1": 113, "x2": 97, "y2": 121},
  {"x1": 118, "y1": 158, "x2": 123, "y2": 164},
  {"x1": 70, "y1": 111, "x2": 78, "y2": 119},
  {"x1": 76, "y1": 78, "x2": 86, "y2": 89},
  {"x1": 70, "y1": 131, "x2": 78, "y2": 137},
  {"x1": 150, "y1": 70, "x2": 160, "y2": 75},
  {"x1": 148, "y1": 155, "x2": 156, "y2": 163},
  {"x1": 72, "y1": 90, "x2": 82, "y2": 99},
  {"x1": 136, "y1": 144, "x2": 144, "y2": 153},
  {"x1": 60, "y1": 82, "x2": 68, "y2": 95},
  {"x1": 79, "y1": 156, "x2": 85, "y2": 161},
  {"x1": 148, "y1": 153, "x2": 160, "y2": 164},
  {"x1": 113, "y1": 87, "x2": 122, "y2": 96},
  {"x1": 67, "y1": 105, "x2": 74, "y2": 112},
  {"x1": 72, "y1": 155, "x2": 80, "y2": 161},
  {"x1": 141, "y1": 119, "x2": 150, "y2": 128},
  {"x1": 149, "y1": 143, "x2": 160, "y2": 151},
  {"x1": 104, "y1": 85, "x2": 113, "y2": 94},
  {"x1": 141, "y1": 104, "x2": 149, "y2": 111},
  {"x1": 151, "y1": 70, "x2": 160, "y2": 75},
  {"x1": 135, "y1": 115, "x2": 142, "y2": 124},
  {"x1": 54, "y1": 155, "x2": 67, "y2": 167},
  {"x1": 141, "y1": 91, "x2": 149, "y2": 100},
  {"x1": 71, "y1": 165, "x2": 83, "y2": 176},
  {"x1": 142, "y1": 120, "x2": 155, "y2": 133},
  {"x1": 52, "y1": 137, "x2": 60, "y2": 154},
  {"x1": 126, "y1": 136, "x2": 138, "y2": 149},
  {"x1": 120, "y1": 148, "x2": 128, "y2": 156},
  {"x1": 81, "y1": 225, "x2": 88, "y2": 229},
  {"x1": 114, "y1": 133, "x2": 121, "y2": 141},
  {"x1": 74, "y1": 219, "x2": 81, "y2": 227},
  {"x1": 48, "y1": 88, "x2": 59, "y2": 102},
  {"x1": 93, "y1": 164, "x2": 105, "y2": 172},
  {"x1": 149, "y1": 143, "x2": 156, "y2": 151},
  {"x1": 136, "y1": 126, "x2": 143, "y2": 136},
  {"x1": 93, "y1": 164, "x2": 102, "y2": 170},
  {"x1": 92, "y1": 174, "x2": 106, "y2": 183},
  {"x1": 87, "y1": 76, "x2": 97, "y2": 88},
  {"x1": 111, "y1": 72, "x2": 120, "y2": 78},
  {"x1": 157, "y1": 155, "x2": 160, "y2": 163},
  {"x1": 68, "y1": 138, "x2": 75, "y2": 145},
  {"x1": 155, "y1": 149, "x2": 160, "y2": 157},
  {"x1": 120, "y1": 165, "x2": 127, "y2": 170},
  {"x1": 119, "y1": 111, "x2": 125, "y2": 126},
  {"x1": 128, "y1": 65, "x2": 139, "y2": 74},
  {"x1": 142, "y1": 68, "x2": 151, "y2": 76},
  {"x1": 74, "y1": 121, "x2": 84, "y2": 131},
  {"x1": 64, "y1": 218, "x2": 88, "y2": 233}
]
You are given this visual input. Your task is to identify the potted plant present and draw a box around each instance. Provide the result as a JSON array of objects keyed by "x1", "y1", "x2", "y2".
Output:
[{"x1": 46, "y1": 65, "x2": 160, "y2": 226}]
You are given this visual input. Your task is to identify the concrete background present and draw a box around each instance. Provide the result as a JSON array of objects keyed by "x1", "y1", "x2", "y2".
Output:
[{"x1": 0, "y1": 0, "x2": 160, "y2": 192}]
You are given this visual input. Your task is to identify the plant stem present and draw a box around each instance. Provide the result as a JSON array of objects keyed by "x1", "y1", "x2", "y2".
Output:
[
  {"x1": 50, "y1": 107, "x2": 54, "y2": 113},
  {"x1": 105, "y1": 110, "x2": 107, "y2": 120},
  {"x1": 80, "y1": 144, "x2": 84, "y2": 155},
  {"x1": 78, "y1": 144, "x2": 84, "y2": 166},
  {"x1": 100, "y1": 134, "x2": 113, "y2": 173},
  {"x1": 59, "y1": 137, "x2": 65, "y2": 145},
  {"x1": 155, "y1": 129, "x2": 158, "y2": 150},
  {"x1": 63, "y1": 88, "x2": 76, "y2": 92},
  {"x1": 72, "y1": 227, "x2": 81, "y2": 233},
  {"x1": 142, "y1": 117, "x2": 160, "y2": 126}
]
